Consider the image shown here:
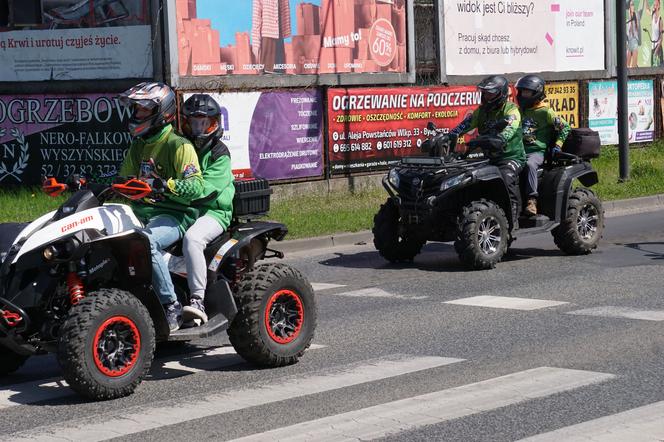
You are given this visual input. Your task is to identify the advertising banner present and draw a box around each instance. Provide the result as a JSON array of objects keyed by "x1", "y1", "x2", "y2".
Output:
[
  {"x1": 626, "y1": 0, "x2": 664, "y2": 68},
  {"x1": 182, "y1": 90, "x2": 323, "y2": 180},
  {"x1": 544, "y1": 81, "x2": 579, "y2": 128},
  {"x1": 588, "y1": 80, "x2": 655, "y2": 145},
  {"x1": 442, "y1": 0, "x2": 605, "y2": 75},
  {"x1": 176, "y1": 0, "x2": 407, "y2": 76},
  {"x1": 0, "y1": 94, "x2": 132, "y2": 185},
  {"x1": 327, "y1": 85, "x2": 480, "y2": 173},
  {"x1": 0, "y1": 1, "x2": 153, "y2": 81}
]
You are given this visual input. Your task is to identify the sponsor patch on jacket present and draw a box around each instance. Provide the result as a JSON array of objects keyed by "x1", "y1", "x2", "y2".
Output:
[{"x1": 182, "y1": 162, "x2": 200, "y2": 178}]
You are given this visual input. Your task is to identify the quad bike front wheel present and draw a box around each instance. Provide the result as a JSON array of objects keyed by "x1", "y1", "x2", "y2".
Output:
[
  {"x1": 455, "y1": 199, "x2": 509, "y2": 270},
  {"x1": 373, "y1": 198, "x2": 426, "y2": 263},
  {"x1": 0, "y1": 344, "x2": 28, "y2": 376},
  {"x1": 228, "y1": 263, "x2": 316, "y2": 367},
  {"x1": 57, "y1": 288, "x2": 155, "y2": 400},
  {"x1": 552, "y1": 188, "x2": 604, "y2": 255}
]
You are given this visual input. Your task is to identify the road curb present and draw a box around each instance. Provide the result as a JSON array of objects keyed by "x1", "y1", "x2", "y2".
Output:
[{"x1": 274, "y1": 194, "x2": 664, "y2": 254}]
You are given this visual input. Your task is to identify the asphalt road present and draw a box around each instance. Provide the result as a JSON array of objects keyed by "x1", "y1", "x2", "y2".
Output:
[{"x1": 3, "y1": 208, "x2": 664, "y2": 441}]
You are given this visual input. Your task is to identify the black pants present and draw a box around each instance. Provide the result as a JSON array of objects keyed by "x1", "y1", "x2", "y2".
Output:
[{"x1": 493, "y1": 159, "x2": 523, "y2": 225}]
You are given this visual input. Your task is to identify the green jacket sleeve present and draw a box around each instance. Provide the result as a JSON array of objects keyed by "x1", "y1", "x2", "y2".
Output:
[
  {"x1": 202, "y1": 155, "x2": 234, "y2": 203},
  {"x1": 547, "y1": 108, "x2": 571, "y2": 148},
  {"x1": 498, "y1": 106, "x2": 521, "y2": 144},
  {"x1": 449, "y1": 109, "x2": 480, "y2": 137},
  {"x1": 166, "y1": 142, "x2": 205, "y2": 204}
]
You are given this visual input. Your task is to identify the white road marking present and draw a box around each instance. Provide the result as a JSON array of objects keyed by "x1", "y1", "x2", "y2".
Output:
[
  {"x1": 519, "y1": 400, "x2": 664, "y2": 441},
  {"x1": 331, "y1": 287, "x2": 428, "y2": 300},
  {"x1": 566, "y1": 306, "x2": 664, "y2": 322},
  {"x1": 445, "y1": 295, "x2": 569, "y2": 311},
  {"x1": 311, "y1": 283, "x2": 346, "y2": 291},
  {"x1": 230, "y1": 367, "x2": 615, "y2": 442},
  {"x1": 0, "y1": 345, "x2": 326, "y2": 410},
  {"x1": 7, "y1": 355, "x2": 464, "y2": 441}
]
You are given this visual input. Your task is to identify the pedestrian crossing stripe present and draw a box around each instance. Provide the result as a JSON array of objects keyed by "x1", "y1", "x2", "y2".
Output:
[
  {"x1": 227, "y1": 367, "x2": 614, "y2": 442},
  {"x1": 445, "y1": 295, "x2": 569, "y2": 311},
  {"x1": 6, "y1": 355, "x2": 464, "y2": 441},
  {"x1": 519, "y1": 400, "x2": 664, "y2": 441}
]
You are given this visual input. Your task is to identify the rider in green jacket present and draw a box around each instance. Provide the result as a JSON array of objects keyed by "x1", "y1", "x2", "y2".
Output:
[
  {"x1": 118, "y1": 82, "x2": 205, "y2": 331},
  {"x1": 516, "y1": 74, "x2": 571, "y2": 216},
  {"x1": 180, "y1": 94, "x2": 235, "y2": 325},
  {"x1": 449, "y1": 75, "x2": 526, "y2": 226}
]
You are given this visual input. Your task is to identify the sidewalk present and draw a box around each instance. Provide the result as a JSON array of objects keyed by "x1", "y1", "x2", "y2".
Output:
[{"x1": 274, "y1": 194, "x2": 664, "y2": 254}]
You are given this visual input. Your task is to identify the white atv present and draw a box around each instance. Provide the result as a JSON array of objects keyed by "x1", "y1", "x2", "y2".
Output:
[{"x1": 0, "y1": 177, "x2": 316, "y2": 400}]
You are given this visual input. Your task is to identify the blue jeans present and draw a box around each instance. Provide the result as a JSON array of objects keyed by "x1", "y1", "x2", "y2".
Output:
[{"x1": 141, "y1": 215, "x2": 181, "y2": 304}]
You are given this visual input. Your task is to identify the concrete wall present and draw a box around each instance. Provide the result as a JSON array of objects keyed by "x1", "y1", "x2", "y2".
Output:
[{"x1": 271, "y1": 173, "x2": 385, "y2": 201}]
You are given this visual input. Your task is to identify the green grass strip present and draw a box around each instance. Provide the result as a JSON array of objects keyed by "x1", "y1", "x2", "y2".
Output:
[{"x1": 2, "y1": 141, "x2": 664, "y2": 239}]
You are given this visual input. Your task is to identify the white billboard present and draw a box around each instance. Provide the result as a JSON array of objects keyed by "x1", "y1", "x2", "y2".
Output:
[{"x1": 442, "y1": 0, "x2": 605, "y2": 75}]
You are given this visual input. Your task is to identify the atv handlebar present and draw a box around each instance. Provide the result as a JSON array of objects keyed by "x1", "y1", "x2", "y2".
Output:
[{"x1": 42, "y1": 177, "x2": 156, "y2": 201}]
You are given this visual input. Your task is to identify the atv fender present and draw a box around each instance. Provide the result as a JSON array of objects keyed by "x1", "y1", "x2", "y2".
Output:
[
  {"x1": 469, "y1": 166, "x2": 513, "y2": 224},
  {"x1": 0, "y1": 223, "x2": 28, "y2": 256},
  {"x1": 539, "y1": 162, "x2": 598, "y2": 222},
  {"x1": 88, "y1": 230, "x2": 170, "y2": 338},
  {"x1": 217, "y1": 221, "x2": 288, "y2": 270}
]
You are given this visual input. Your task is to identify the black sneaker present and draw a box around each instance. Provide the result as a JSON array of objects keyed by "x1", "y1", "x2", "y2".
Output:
[
  {"x1": 182, "y1": 297, "x2": 208, "y2": 326},
  {"x1": 164, "y1": 301, "x2": 183, "y2": 332}
]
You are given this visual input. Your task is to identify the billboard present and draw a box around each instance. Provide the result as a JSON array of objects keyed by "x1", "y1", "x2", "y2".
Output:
[
  {"x1": 181, "y1": 90, "x2": 324, "y2": 180},
  {"x1": 0, "y1": 94, "x2": 132, "y2": 185},
  {"x1": 327, "y1": 85, "x2": 480, "y2": 173},
  {"x1": 588, "y1": 80, "x2": 655, "y2": 145},
  {"x1": 175, "y1": 0, "x2": 407, "y2": 76},
  {"x1": 544, "y1": 82, "x2": 579, "y2": 128},
  {"x1": 0, "y1": 0, "x2": 153, "y2": 81},
  {"x1": 441, "y1": 0, "x2": 605, "y2": 75},
  {"x1": 626, "y1": 0, "x2": 663, "y2": 68}
]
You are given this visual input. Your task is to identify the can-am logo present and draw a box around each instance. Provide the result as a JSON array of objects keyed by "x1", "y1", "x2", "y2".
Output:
[{"x1": 61, "y1": 215, "x2": 94, "y2": 233}]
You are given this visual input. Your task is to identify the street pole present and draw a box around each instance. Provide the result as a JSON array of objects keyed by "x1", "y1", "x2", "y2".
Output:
[{"x1": 616, "y1": 0, "x2": 630, "y2": 181}]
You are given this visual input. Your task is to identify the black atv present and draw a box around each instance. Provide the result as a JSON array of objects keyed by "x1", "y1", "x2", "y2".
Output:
[
  {"x1": 0, "y1": 177, "x2": 316, "y2": 400},
  {"x1": 373, "y1": 123, "x2": 604, "y2": 270}
]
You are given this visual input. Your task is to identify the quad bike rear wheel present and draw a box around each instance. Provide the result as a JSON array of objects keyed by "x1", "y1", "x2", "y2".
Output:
[
  {"x1": 552, "y1": 188, "x2": 604, "y2": 255},
  {"x1": 0, "y1": 344, "x2": 28, "y2": 376},
  {"x1": 228, "y1": 263, "x2": 316, "y2": 367},
  {"x1": 373, "y1": 198, "x2": 426, "y2": 263},
  {"x1": 57, "y1": 288, "x2": 155, "y2": 400},
  {"x1": 455, "y1": 199, "x2": 509, "y2": 270}
]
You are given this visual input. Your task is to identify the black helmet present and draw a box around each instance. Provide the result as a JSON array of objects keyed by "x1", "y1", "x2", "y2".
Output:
[
  {"x1": 181, "y1": 94, "x2": 223, "y2": 152},
  {"x1": 477, "y1": 75, "x2": 509, "y2": 111},
  {"x1": 119, "y1": 82, "x2": 176, "y2": 138},
  {"x1": 515, "y1": 74, "x2": 546, "y2": 109}
]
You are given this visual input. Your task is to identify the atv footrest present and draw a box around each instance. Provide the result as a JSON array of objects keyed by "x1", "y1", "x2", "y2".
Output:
[
  {"x1": 518, "y1": 214, "x2": 550, "y2": 229},
  {"x1": 168, "y1": 313, "x2": 229, "y2": 341}
]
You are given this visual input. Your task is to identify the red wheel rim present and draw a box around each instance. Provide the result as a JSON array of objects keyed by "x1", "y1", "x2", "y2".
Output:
[
  {"x1": 93, "y1": 316, "x2": 141, "y2": 377},
  {"x1": 264, "y1": 289, "x2": 304, "y2": 344}
]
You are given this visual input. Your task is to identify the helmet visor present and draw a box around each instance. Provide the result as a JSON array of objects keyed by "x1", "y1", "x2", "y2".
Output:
[{"x1": 186, "y1": 116, "x2": 217, "y2": 137}]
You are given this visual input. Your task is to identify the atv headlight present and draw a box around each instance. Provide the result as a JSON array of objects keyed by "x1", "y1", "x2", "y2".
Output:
[
  {"x1": 42, "y1": 238, "x2": 76, "y2": 262},
  {"x1": 441, "y1": 174, "x2": 470, "y2": 191},
  {"x1": 388, "y1": 169, "x2": 400, "y2": 188},
  {"x1": 43, "y1": 246, "x2": 58, "y2": 261}
]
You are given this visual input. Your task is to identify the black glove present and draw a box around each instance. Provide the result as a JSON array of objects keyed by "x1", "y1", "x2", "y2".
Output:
[
  {"x1": 149, "y1": 177, "x2": 167, "y2": 194},
  {"x1": 66, "y1": 174, "x2": 85, "y2": 191},
  {"x1": 448, "y1": 133, "x2": 458, "y2": 152}
]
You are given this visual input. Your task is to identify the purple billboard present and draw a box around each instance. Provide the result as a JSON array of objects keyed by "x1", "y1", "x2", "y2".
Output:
[{"x1": 182, "y1": 89, "x2": 323, "y2": 181}]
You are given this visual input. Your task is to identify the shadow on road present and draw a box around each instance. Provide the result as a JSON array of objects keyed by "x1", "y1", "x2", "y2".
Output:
[
  {"x1": 623, "y1": 242, "x2": 664, "y2": 260},
  {"x1": 320, "y1": 243, "x2": 560, "y2": 272}
]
